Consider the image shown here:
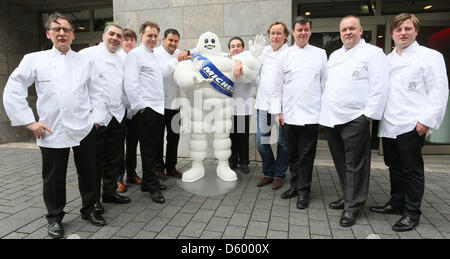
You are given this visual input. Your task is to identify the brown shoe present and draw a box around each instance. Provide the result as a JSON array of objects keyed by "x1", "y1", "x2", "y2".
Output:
[
  {"x1": 116, "y1": 181, "x2": 127, "y2": 193},
  {"x1": 155, "y1": 171, "x2": 168, "y2": 180},
  {"x1": 126, "y1": 176, "x2": 142, "y2": 184},
  {"x1": 257, "y1": 177, "x2": 273, "y2": 187},
  {"x1": 272, "y1": 178, "x2": 283, "y2": 190},
  {"x1": 166, "y1": 168, "x2": 182, "y2": 179}
]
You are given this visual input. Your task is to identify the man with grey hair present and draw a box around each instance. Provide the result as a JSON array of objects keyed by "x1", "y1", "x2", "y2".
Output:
[
  {"x1": 319, "y1": 15, "x2": 389, "y2": 227},
  {"x1": 3, "y1": 13, "x2": 107, "y2": 238},
  {"x1": 80, "y1": 23, "x2": 131, "y2": 213}
]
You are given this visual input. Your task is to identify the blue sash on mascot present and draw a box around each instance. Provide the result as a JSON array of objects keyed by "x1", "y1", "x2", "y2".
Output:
[{"x1": 191, "y1": 55, "x2": 234, "y2": 97}]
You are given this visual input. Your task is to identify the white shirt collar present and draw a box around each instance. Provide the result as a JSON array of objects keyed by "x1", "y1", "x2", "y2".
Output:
[
  {"x1": 342, "y1": 39, "x2": 365, "y2": 53},
  {"x1": 393, "y1": 41, "x2": 419, "y2": 57}
]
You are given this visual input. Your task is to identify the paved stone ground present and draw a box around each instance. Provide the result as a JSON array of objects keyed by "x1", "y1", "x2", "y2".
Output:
[{"x1": 0, "y1": 147, "x2": 449, "y2": 239}]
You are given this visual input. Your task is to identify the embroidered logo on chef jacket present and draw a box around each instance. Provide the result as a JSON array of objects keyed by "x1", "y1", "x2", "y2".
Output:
[
  {"x1": 352, "y1": 70, "x2": 360, "y2": 79},
  {"x1": 408, "y1": 81, "x2": 417, "y2": 90}
]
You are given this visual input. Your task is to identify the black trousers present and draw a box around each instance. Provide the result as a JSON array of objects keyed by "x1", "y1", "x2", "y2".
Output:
[
  {"x1": 229, "y1": 115, "x2": 250, "y2": 166},
  {"x1": 286, "y1": 124, "x2": 319, "y2": 194},
  {"x1": 325, "y1": 115, "x2": 371, "y2": 212},
  {"x1": 96, "y1": 116, "x2": 126, "y2": 198},
  {"x1": 119, "y1": 116, "x2": 139, "y2": 182},
  {"x1": 382, "y1": 129, "x2": 426, "y2": 221},
  {"x1": 156, "y1": 108, "x2": 181, "y2": 171},
  {"x1": 137, "y1": 107, "x2": 163, "y2": 192},
  {"x1": 40, "y1": 127, "x2": 97, "y2": 224}
]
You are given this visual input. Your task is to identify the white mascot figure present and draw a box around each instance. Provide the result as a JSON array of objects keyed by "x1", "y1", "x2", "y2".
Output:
[{"x1": 174, "y1": 32, "x2": 265, "y2": 183}]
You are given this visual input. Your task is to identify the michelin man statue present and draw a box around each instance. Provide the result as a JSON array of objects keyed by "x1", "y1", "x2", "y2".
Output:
[{"x1": 174, "y1": 32, "x2": 265, "y2": 183}]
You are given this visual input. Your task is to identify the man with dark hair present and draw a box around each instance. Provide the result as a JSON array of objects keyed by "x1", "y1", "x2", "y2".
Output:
[
  {"x1": 154, "y1": 28, "x2": 184, "y2": 180},
  {"x1": 124, "y1": 22, "x2": 185, "y2": 203},
  {"x1": 117, "y1": 28, "x2": 139, "y2": 193},
  {"x1": 270, "y1": 16, "x2": 327, "y2": 209},
  {"x1": 255, "y1": 21, "x2": 290, "y2": 190},
  {"x1": 3, "y1": 13, "x2": 106, "y2": 238},
  {"x1": 227, "y1": 36, "x2": 253, "y2": 174},
  {"x1": 319, "y1": 15, "x2": 389, "y2": 227},
  {"x1": 80, "y1": 24, "x2": 131, "y2": 214},
  {"x1": 371, "y1": 13, "x2": 448, "y2": 232}
]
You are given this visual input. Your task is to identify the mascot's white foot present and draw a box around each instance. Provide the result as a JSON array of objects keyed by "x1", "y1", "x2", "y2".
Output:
[
  {"x1": 182, "y1": 165, "x2": 205, "y2": 183},
  {"x1": 216, "y1": 162, "x2": 238, "y2": 182}
]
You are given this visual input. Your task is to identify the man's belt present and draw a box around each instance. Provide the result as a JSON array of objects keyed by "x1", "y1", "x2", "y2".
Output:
[{"x1": 191, "y1": 55, "x2": 234, "y2": 97}]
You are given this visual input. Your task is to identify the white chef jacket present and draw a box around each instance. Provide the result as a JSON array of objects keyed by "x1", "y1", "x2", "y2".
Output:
[
  {"x1": 319, "y1": 39, "x2": 389, "y2": 127},
  {"x1": 118, "y1": 49, "x2": 127, "y2": 62},
  {"x1": 231, "y1": 51, "x2": 256, "y2": 116},
  {"x1": 123, "y1": 44, "x2": 179, "y2": 116},
  {"x1": 3, "y1": 47, "x2": 106, "y2": 148},
  {"x1": 255, "y1": 44, "x2": 289, "y2": 111},
  {"x1": 154, "y1": 45, "x2": 181, "y2": 110},
  {"x1": 269, "y1": 44, "x2": 327, "y2": 125},
  {"x1": 79, "y1": 43, "x2": 126, "y2": 126},
  {"x1": 379, "y1": 41, "x2": 449, "y2": 138}
]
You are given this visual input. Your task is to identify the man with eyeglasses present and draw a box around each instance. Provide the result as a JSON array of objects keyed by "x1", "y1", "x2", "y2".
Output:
[
  {"x1": 3, "y1": 13, "x2": 107, "y2": 239},
  {"x1": 79, "y1": 24, "x2": 131, "y2": 215}
]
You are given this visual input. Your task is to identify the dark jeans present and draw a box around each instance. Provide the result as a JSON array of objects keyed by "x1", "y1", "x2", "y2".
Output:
[
  {"x1": 119, "y1": 116, "x2": 139, "y2": 182},
  {"x1": 136, "y1": 107, "x2": 163, "y2": 192},
  {"x1": 96, "y1": 116, "x2": 126, "y2": 198},
  {"x1": 40, "y1": 127, "x2": 97, "y2": 224},
  {"x1": 156, "y1": 108, "x2": 181, "y2": 171},
  {"x1": 286, "y1": 124, "x2": 319, "y2": 194},
  {"x1": 229, "y1": 115, "x2": 250, "y2": 166},
  {"x1": 325, "y1": 115, "x2": 371, "y2": 212},
  {"x1": 255, "y1": 109, "x2": 289, "y2": 179},
  {"x1": 382, "y1": 129, "x2": 426, "y2": 221}
]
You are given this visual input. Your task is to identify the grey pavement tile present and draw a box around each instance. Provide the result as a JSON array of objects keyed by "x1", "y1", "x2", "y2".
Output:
[
  {"x1": 180, "y1": 201, "x2": 203, "y2": 214},
  {"x1": 229, "y1": 213, "x2": 251, "y2": 227},
  {"x1": 16, "y1": 217, "x2": 47, "y2": 234},
  {"x1": 415, "y1": 223, "x2": 445, "y2": 239},
  {"x1": 246, "y1": 221, "x2": 268, "y2": 237},
  {"x1": 108, "y1": 213, "x2": 136, "y2": 227},
  {"x1": 222, "y1": 226, "x2": 246, "y2": 239},
  {"x1": 168, "y1": 213, "x2": 194, "y2": 227},
  {"x1": 143, "y1": 217, "x2": 171, "y2": 232},
  {"x1": 192, "y1": 209, "x2": 215, "y2": 223},
  {"x1": 89, "y1": 226, "x2": 121, "y2": 239},
  {"x1": 288, "y1": 225, "x2": 310, "y2": 239},
  {"x1": 351, "y1": 224, "x2": 376, "y2": 239},
  {"x1": 331, "y1": 229, "x2": 355, "y2": 239},
  {"x1": 368, "y1": 219, "x2": 398, "y2": 235},
  {"x1": 267, "y1": 230, "x2": 288, "y2": 239},
  {"x1": 157, "y1": 206, "x2": 182, "y2": 218},
  {"x1": 221, "y1": 195, "x2": 241, "y2": 206},
  {"x1": 133, "y1": 230, "x2": 158, "y2": 239},
  {"x1": 133, "y1": 209, "x2": 159, "y2": 223},
  {"x1": 235, "y1": 201, "x2": 254, "y2": 214},
  {"x1": 206, "y1": 217, "x2": 230, "y2": 232},
  {"x1": 254, "y1": 198, "x2": 273, "y2": 210},
  {"x1": 155, "y1": 225, "x2": 184, "y2": 239},
  {"x1": 201, "y1": 198, "x2": 222, "y2": 210},
  {"x1": 290, "y1": 212, "x2": 309, "y2": 227},
  {"x1": 251, "y1": 208, "x2": 270, "y2": 222},
  {"x1": 269, "y1": 216, "x2": 289, "y2": 231},
  {"x1": 181, "y1": 221, "x2": 208, "y2": 238},
  {"x1": 0, "y1": 207, "x2": 46, "y2": 238},
  {"x1": 200, "y1": 230, "x2": 222, "y2": 239},
  {"x1": 124, "y1": 202, "x2": 148, "y2": 215},
  {"x1": 215, "y1": 205, "x2": 236, "y2": 218},
  {"x1": 115, "y1": 221, "x2": 147, "y2": 238},
  {"x1": 271, "y1": 204, "x2": 289, "y2": 218},
  {"x1": 24, "y1": 227, "x2": 49, "y2": 239},
  {"x1": 311, "y1": 235, "x2": 332, "y2": 239},
  {"x1": 310, "y1": 220, "x2": 331, "y2": 236},
  {"x1": 397, "y1": 230, "x2": 422, "y2": 239},
  {"x1": 308, "y1": 208, "x2": 328, "y2": 221},
  {"x1": 3, "y1": 232, "x2": 27, "y2": 239}
]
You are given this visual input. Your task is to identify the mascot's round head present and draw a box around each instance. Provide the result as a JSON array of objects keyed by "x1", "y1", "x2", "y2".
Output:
[{"x1": 196, "y1": 31, "x2": 221, "y2": 55}]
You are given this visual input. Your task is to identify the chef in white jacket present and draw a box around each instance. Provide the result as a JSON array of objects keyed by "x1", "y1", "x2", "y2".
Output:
[
  {"x1": 270, "y1": 16, "x2": 327, "y2": 210},
  {"x1": 154, "y1": 29, "x2": 183, "y2": 180},
  {"x1": 319, "y1": 15, "x2": 389, "y2": 227},
  {"x1": 123, "y1": 21, "x2": 183, "y2": 204},
  {"x1": 370, "y1": 13, "x2": 449, "y2": 232},
  {"x1": 2, "y1": 13, "x2": 107, "y2": 238},
  {"x1": 79, "y1": 24, "x2": 131, "y2": 212},
  {"x1": 254, "y1": 22, "x2": 290, "y2": 191}
]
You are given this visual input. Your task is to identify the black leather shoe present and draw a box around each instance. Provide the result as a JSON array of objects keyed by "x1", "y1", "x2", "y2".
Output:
[
  {"x1": 94, "y1": 201, "x2": 104, "y2": 214},
  {"x1": 102, "y1": 193, "x2": 131, "y2": 204},
  {"x1": 240, "y1": 164, "x2": 250, "y2": 174},
  {"x1": 339, "y1": 210, "x2": 358, "y2": 227},
  {"x1": 329, "y1": 198, "x2": 345, "y2": 210},
  {"x1": 151, "y1": 191, "x2": 166, "y2": 204},
  {"x1": 281, "y1": 188, "x2": 298, "y2": 199},
  {"x1": 159, "y1": 184, "x2": 167, "y2": 191},
  {"x1": 48, "y1": 222, "x2": 64, "y2": 239},
  {"x1": 370, "y1": 204, "x2": 403, "y2": 215},
  {"x1": 297, "y1": 192, "x2": 310, "y2": 210},
  {"x1": 81, "y1": 212, "x2": 106, "y2": 226},
  {"x1": 229, "y1": 163, "x2": 238, "y2": 171},
  {"x1": 392, "y1": 216, "x2": 419, "y2": 232}
]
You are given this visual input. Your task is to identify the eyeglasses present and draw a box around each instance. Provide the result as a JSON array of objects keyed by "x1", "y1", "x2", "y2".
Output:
[{"x1": 49, "y1": 27, "x2": 73, "y2": 33}]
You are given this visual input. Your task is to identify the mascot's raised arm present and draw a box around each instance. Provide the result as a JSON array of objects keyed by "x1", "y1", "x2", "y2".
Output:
[{"x1": 173, "y1": 32, "x2": 264, "y2": 183}]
